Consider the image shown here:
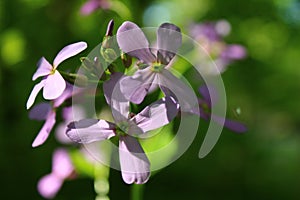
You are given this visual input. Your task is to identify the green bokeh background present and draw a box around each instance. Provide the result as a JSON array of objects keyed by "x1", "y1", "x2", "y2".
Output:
[{"x1": 1, "y1": 0, "x2": 300, "y2": 199}]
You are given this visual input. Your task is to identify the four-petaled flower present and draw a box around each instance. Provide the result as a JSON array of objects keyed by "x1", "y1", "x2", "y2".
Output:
[
  {"x1": 29, "y1": 84, "x2": 83, "y2": 147},
  {"x1": 117, "y1": 21, "x2": 197, "y2": 111},
  {"x1": 26, "y1": 42, "x2": 87, "y2": 109},
  {"x1": 66, "y1": 73, "x2": 179, "y2": 184}
]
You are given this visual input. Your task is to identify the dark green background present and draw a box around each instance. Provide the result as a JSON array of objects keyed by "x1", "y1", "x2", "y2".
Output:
[{"x1": 1, "y1": 0, "x2": 300, "y2": 199}]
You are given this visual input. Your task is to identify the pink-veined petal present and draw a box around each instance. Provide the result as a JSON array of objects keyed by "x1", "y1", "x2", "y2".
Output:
[
  {"x1": 120, "y1": 68, "x2": 156, "y2": 104},
  {"x1": 43, "y1": 70, "x2": 66, "y2": 100},
  {"x1": 37, "y1": 174, "x2": 63, "y2": 199},
  {"x1": 117, "y1": 21, "x2": 156, "y2": 63},
  {"x1": 32, "y1": 110, "x2": 56, "y2": 147},
  {"x1": 133, "y1": 96, "x2": 179, "y2": 132},
  {"x1": 26, "y1": 80, "x2": 46, "y2": 110},
  {"x1": 32, "y1": 57, "x2": 52, "y2": 81},
  {"x1": 66, "y1": 119, "x2": 116, "y2": 143},
  {"x1": 53, "y1": 42, "x2": 87, "y2": 68},
  {"x1": 119, "y1": 135, "x2": 150, "y2": 184},
  {"x1": 157, "y1": 23, "x2": 182, "y2": 65},
  {"x1": 52, "y1": 149, "x2": 74, "y2": 179}
]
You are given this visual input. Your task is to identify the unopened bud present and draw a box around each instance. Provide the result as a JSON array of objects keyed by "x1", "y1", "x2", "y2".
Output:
[{"x1": 101, "y1": 48, "x2": 118, "y2": 63}]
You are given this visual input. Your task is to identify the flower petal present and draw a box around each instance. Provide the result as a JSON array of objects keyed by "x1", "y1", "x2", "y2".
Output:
[
  {"x1": 37, "y1": 174, "x2": 63, "y2": 199},
  {"x1": 103, "y1": 72, "x2": 130, "y2": 123},
  {"x1": 117, "y1": 21, "x2": 156, "y2": 63},
  {"x1": 52, "y1": 149, "x2": 74, "y2": 179},
  {"x1": 212, "y1": 115, "x2": 247, "y2": 133},
  {"x1": 221, "y1": 45, "x2": 246, "y2": 60},
  {"x1": 29, "y1": 102, "x2": 52, "y2": 121},
  {"x1": 53, "y1": 42, "x2": 87, "y2": 68},
  {"x1": 159, "y1": 69, "x2": 198, "y2": 112},
  {"x1": 26, "y1": 80, "x2": 46, "y2": 110},
  {"x1": 133, "y1": 96, "x2": 179, "y2": 132},
  {"x1": 32, "y1": 110, "x2": 56, "y2": 147},
  {"x1": 120, "y1": 68, "x2": 156, "y2": 104},
  {"x1": 157, "y1": 23, "x2": 182, "y2": 65},
  {"x1": 53, "y1": 83, "x2": 73, "y2": 108},
  {"x1": 119, "y1": 135, "x2": 150, "y2": 184},
  {"x1": 198, "y1": 85, "x2": 219, "y2": 107},
  {"x1": 32, "y1": 57, "x2": 52, "y2": 81},
  {"x1": 66, "y1": 119, "x2": 116, "y2": 143},
  {"x1": 43, "y1": 70, "x2": 66, "y2": 100}
]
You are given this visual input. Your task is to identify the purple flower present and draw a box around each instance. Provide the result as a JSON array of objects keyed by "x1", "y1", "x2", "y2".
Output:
[
  {"x1": 80, "y1": 0, "x2": 110, "y2": 15},
  {"x1": 116, "y1": 21, "x2": 196, "y2": 111},
  {"x1": 29, "y1": 84, "x2": 82, "y2": 147},
  {"x1": 192, "y1": 85, "x2": 247, "y2": 133},
  {"x1": 189, "y1": 20, "x2": 246, "y2": 73},
  {"x1": 37, "y1": 149, "x2": 74, "y2": 199},
  {"x1": 66, "y1": 73, "x2": 179, "y2": 184},
  {"x1": 26, "y1": 42, "x2": 87, "y2": 109}
]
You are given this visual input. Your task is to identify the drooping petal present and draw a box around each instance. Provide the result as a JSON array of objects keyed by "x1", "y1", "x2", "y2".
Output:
[
  {"x1": 52, "y1": 149, "x2": 74, "y2": 179},
  {"x1": 26, "y1": 80, "x2": 46, "y2": 110},
  {"x1": 119, "y1": 135, "x2": 150, "y2": 184},
  {"x1": 198, "y1": 85, "x2": 219, "y2": 107},
  {"x1": 32, "y1": 110, "x2": 56, "y2": 147},
  {"x1": 103, "y1": 72, "x2": 129, "y2": 123},
  {"x1": 117, "y1": 21, "x2": 156, "y2": 63},
  {"x1": 32, "y1": 57, "x2": 52, "y2": 81},
  {"x1": 66, "y1": 119, "x2": 116, "y2": 143},
  {"x1": 157, "y1": 23, "x2": 182, "y2": 65},
  {"x1": 159, "y1": 69, "x2": 198, "y2": 112},
  {"x1": 53, "y1": 83, "x2": 73, "y2": 108},
  {"x1": 37, "y1": 174, "x2": 63, "y2": 199},
  {"x1": 29, "y1": 102, "x2": 52, "y2": 121},
  {"x1": 133, "y1": 96, "x2": 179, "y2": 132},
  {"x1": 53, "y1": 42, "x2": 87, "y2": 68},
  {"x1": 120, "y1": 68, "x2": 156, "y2": 104},
  {"x1": 212, "y1": 115, "x2": 247, "y2": 133},
  {"x1": 43, "y1": 70, "x2": 66, "y2": 100}
]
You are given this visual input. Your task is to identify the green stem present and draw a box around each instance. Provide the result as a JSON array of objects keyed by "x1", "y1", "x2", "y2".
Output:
[{"x1": 130, "y1": 184, "x2": 145, "y2": 200}]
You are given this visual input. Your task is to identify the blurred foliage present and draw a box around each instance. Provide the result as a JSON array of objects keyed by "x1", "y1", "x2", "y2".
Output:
[{"x1": 1, "y1": 0, "x2": 300, "y2": 199}]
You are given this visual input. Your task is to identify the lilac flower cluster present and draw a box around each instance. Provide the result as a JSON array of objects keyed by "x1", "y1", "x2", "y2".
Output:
[
  {"x1": 190, "y1": 20, "x2": 246, "y2": 73},
  {"x1": 27, "y1": 19, "x2": 246, "y2": 198}
]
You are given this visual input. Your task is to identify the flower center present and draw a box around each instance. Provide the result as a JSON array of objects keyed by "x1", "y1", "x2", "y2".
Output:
[
  {"x1": 151, "y1": 62, "x2": 165, "y2": 73},
  {"x1": 50, "y1": 67, "x2": 56, "y2": 75},
  {"x1": 116, "y1": 121, "x2": 129, "y2": 136}
]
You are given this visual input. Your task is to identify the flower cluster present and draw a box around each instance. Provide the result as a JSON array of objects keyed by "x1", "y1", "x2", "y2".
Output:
[
  {"x1": 189, "y1": 20, "x2": 246, "y2": 73},
  {"x1": 27, "y1": 19, "x2": 246, "y2": 198}
]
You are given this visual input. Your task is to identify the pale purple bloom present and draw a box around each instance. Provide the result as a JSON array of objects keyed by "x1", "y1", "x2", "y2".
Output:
[
  {"x1": 116, "y1": 21, "x2": 196, "y2": 111},
  {"x1": 38, "y1": 149, "x2": 74, "y2": 199},
  {"x1": 193, "y1": 85, "x2": 247, "y2": 133},
  {"x1": 189, "y1": 20, "x2": 246, "y2": 73},
  {"x1": 66, "y1": 73, "x2": 179, "y2": 184},
  {"x1": 80, "y1": 0, "x2": 110, "y2": 15},
  {"x1": 26, "y1": 42, "x2": 87, "y2": 109},
  {"x1": 29, "y1": 84, "x2": 81, "y2": 147}
]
